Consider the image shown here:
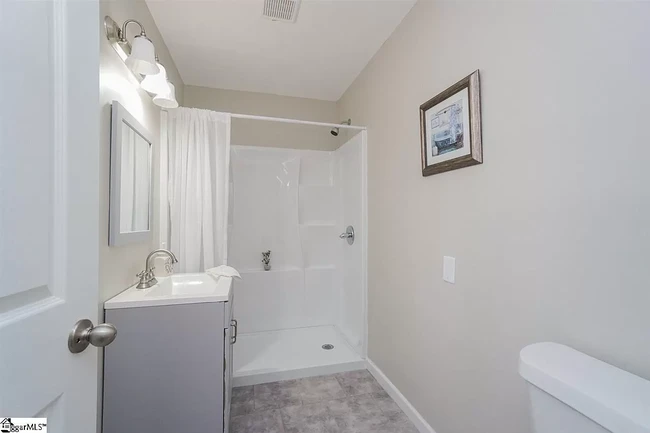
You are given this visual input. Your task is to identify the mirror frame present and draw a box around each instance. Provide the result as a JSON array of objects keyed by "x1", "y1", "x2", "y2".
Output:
[{"x1": 109, "y1": 101, "x2": 154, "y2": 246}]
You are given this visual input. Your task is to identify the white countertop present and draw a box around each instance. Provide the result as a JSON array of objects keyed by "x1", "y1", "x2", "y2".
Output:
[{"x1": 105, "y1": 273, "x2": 232, "y2": 310}]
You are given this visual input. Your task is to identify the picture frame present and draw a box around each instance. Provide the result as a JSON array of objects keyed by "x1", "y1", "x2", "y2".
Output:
[{"x1": 420, "y1": 70, "x2": 482, "y2": 176}]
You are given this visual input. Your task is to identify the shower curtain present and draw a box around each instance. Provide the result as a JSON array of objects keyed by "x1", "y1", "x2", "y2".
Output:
[{"x1": 166, "y1": 108, "x2": 231, "y2": 272}]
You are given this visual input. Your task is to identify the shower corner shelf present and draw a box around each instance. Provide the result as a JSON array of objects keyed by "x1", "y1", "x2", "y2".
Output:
[
  {"x1": 239, "y1": 266, "x2": 303, "y2": 273},
  {"x1": 299, "y1": 221, "x2": 336, "y2": 227},
  {"x1": 305, "y1": 265, "x2": 336, "y2": 271},
  {"x1": 237, "y1": 265, "x2": 335, "y2": 273},
  {"x1": 299, "y1": 183, "x2": 335, "y2": 188}
]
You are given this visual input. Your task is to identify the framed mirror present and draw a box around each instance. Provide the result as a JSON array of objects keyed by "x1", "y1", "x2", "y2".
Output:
[{"x1": 109, "y1": 101, "x2": 153, "y2": 246}]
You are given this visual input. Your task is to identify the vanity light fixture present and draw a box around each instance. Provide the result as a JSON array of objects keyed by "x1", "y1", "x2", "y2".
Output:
[
  {"x1": 153, "y1": 81, "x2": 179, "y2": 109},
  {"x1": 141, "y1": 56, "x2": 169, "y2": 94},
  {"x1": 127, "y1": 33, "x2": 158, "y2": 75},
  {"x1": 142, "y1": 58, "x2": 178, "y2": 108},
  {"x1": 105, "y1": 16, "x2": 178, "y2": 110},
  {"x1": 104, "y1": 16, "x2": 159, "y2": 76}
]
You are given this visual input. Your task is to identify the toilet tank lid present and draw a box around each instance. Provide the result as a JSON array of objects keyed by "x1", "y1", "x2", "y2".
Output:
[{"x1": 519, "y1": 342, "x2": 650, "y2": 433}]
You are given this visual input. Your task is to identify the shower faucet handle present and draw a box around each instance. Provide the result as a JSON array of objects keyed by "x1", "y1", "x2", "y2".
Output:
[{"x1": 339, "y1": 232, "x2": 350, "y2": 239}]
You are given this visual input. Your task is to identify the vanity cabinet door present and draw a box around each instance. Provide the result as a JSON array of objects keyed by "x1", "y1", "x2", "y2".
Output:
[{"x1": 103, "y1": 302, "x2": 225, "y2": 433}]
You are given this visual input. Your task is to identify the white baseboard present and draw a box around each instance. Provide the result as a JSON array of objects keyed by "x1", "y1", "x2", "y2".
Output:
[
  {"x1": 366, "y1": 358, "x2": 436, "y2": 433},
  {"x1": 233, "y1": 360, "x2": 366, "y2": 387}
]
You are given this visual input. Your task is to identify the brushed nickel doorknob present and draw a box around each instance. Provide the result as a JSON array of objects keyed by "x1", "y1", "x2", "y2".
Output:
[
  {"x1": 68, "y1": 319, "x2": 117, "y2": 353},
  {"x1": 339, "y1": 226, "x2": 355, "y2": 245}
]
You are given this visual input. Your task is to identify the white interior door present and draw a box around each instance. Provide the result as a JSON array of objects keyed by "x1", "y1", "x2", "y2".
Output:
[{"x1": 0, "y1": 1, "x2": 101, "y2": 432}]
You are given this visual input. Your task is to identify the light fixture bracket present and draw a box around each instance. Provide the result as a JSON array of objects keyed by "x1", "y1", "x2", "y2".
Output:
[
  {"x1": 104, "y1": 16, "x2": 142, "y2": 82},
  {"x1": 104, "y1": 16, "x2": 131, "y2": 57}
]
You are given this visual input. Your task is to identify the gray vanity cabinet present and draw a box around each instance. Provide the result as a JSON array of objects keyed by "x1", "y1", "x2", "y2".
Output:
[{"x1": 103, "y1": 298, "x2": 234, "y2": 433}]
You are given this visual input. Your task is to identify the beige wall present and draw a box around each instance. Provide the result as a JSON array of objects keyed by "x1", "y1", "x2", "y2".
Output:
[
  {"x1": 338, "y1": 1, "x2": 650, "y2": 433},
  {"x1": 99, "y1": 0, "x2": 183, "y2": 305},
  {"x1": 184, "y1": 86, "x2": 341, "y2": 151},
  {"x1": 98, "y1": 1, "x2": 183, "y2": 430}
]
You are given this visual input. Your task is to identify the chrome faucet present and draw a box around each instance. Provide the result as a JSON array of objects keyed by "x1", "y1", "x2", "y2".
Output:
[{"x1": 136, "y1": 249, "x2": 179, "y2": 289}]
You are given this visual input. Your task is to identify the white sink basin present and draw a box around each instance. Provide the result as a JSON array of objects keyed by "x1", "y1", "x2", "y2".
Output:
[
  {"x1": 105, "y1": 273, "x2": 232, "y2": 310},
  {"x1": 146, "y1": 273, "x2": 219, "y2": 297}
]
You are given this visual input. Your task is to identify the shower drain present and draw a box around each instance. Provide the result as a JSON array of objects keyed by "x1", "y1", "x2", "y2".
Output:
[{"x1": 322, "y1": 344, "x2": 335, "y2": 350}]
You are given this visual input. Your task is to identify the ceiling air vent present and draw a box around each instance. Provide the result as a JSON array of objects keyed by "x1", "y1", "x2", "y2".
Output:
[{"x1": 262, "y1": 0, "x2": 302, "y2": 23}]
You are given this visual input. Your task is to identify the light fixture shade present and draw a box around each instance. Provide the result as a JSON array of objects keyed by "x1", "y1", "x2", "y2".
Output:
[
  {"x1": 153, "y1": 81, "x2": 179, "y2": 108},
  {"x1": 125, "y1": 35, "x2": 159, "y2": 75},
  {"x1": 141, "y1": 62, "x2": 168, "y2": 94}
]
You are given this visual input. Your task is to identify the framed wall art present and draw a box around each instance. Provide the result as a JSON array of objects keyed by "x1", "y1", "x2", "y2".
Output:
[{"x1": 420, "y1": 70, "x2": 482, "y2": 176}]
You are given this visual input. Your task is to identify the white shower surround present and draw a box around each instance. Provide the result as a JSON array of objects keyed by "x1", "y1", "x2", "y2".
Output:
[
  {"x1": 230, "y1": 146, "x2": 340, "y2": 332},
  {"x1": 229, "y1": 133, "x2": 367, "y2": 384},
  {"x1": 229, "y1": 145, "x2": 360, "y2": 335}
]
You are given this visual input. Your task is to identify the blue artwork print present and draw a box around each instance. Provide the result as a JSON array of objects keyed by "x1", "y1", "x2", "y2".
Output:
[{"x1": 430, "y1": 100, "x2": 463, "y2": 157}]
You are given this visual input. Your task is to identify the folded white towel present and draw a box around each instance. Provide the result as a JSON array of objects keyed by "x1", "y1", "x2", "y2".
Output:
[{"x1": 205, "y1": 265, "x2": 242, "y2": 280}]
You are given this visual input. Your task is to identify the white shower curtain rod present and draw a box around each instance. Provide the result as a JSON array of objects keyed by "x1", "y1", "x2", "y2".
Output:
[{"x1": 230, "y1": 113, "x2": 367, "y2": 131}]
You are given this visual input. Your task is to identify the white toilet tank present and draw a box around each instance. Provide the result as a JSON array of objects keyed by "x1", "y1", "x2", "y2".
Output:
[{"x1": 519, "y1": 342, "x2": 650, "y2": 433}]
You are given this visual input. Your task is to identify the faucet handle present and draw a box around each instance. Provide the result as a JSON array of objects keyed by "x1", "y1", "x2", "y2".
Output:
[{"x1": 137, "y1": 268, "x2": 154, "y2": 279}]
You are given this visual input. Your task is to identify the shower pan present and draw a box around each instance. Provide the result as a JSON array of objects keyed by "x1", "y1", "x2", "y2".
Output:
[{"x1": 228, "y1": 131, "x2": 367, "y2": 386}]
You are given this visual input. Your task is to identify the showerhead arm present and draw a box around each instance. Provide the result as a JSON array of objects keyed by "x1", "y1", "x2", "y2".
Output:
[{"x1": 331, "y1": 119, "x2": 351, "y2": 136}]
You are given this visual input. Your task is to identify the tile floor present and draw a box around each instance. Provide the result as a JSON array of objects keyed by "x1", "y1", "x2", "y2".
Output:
[{"x1": 230, "y1": 370, "x2": 419, "y2": 433}]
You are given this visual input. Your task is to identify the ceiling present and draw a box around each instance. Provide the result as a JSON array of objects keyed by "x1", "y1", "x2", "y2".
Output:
[{"x1": 145, "y1": 0, "x2": 416, "y2": 101}]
